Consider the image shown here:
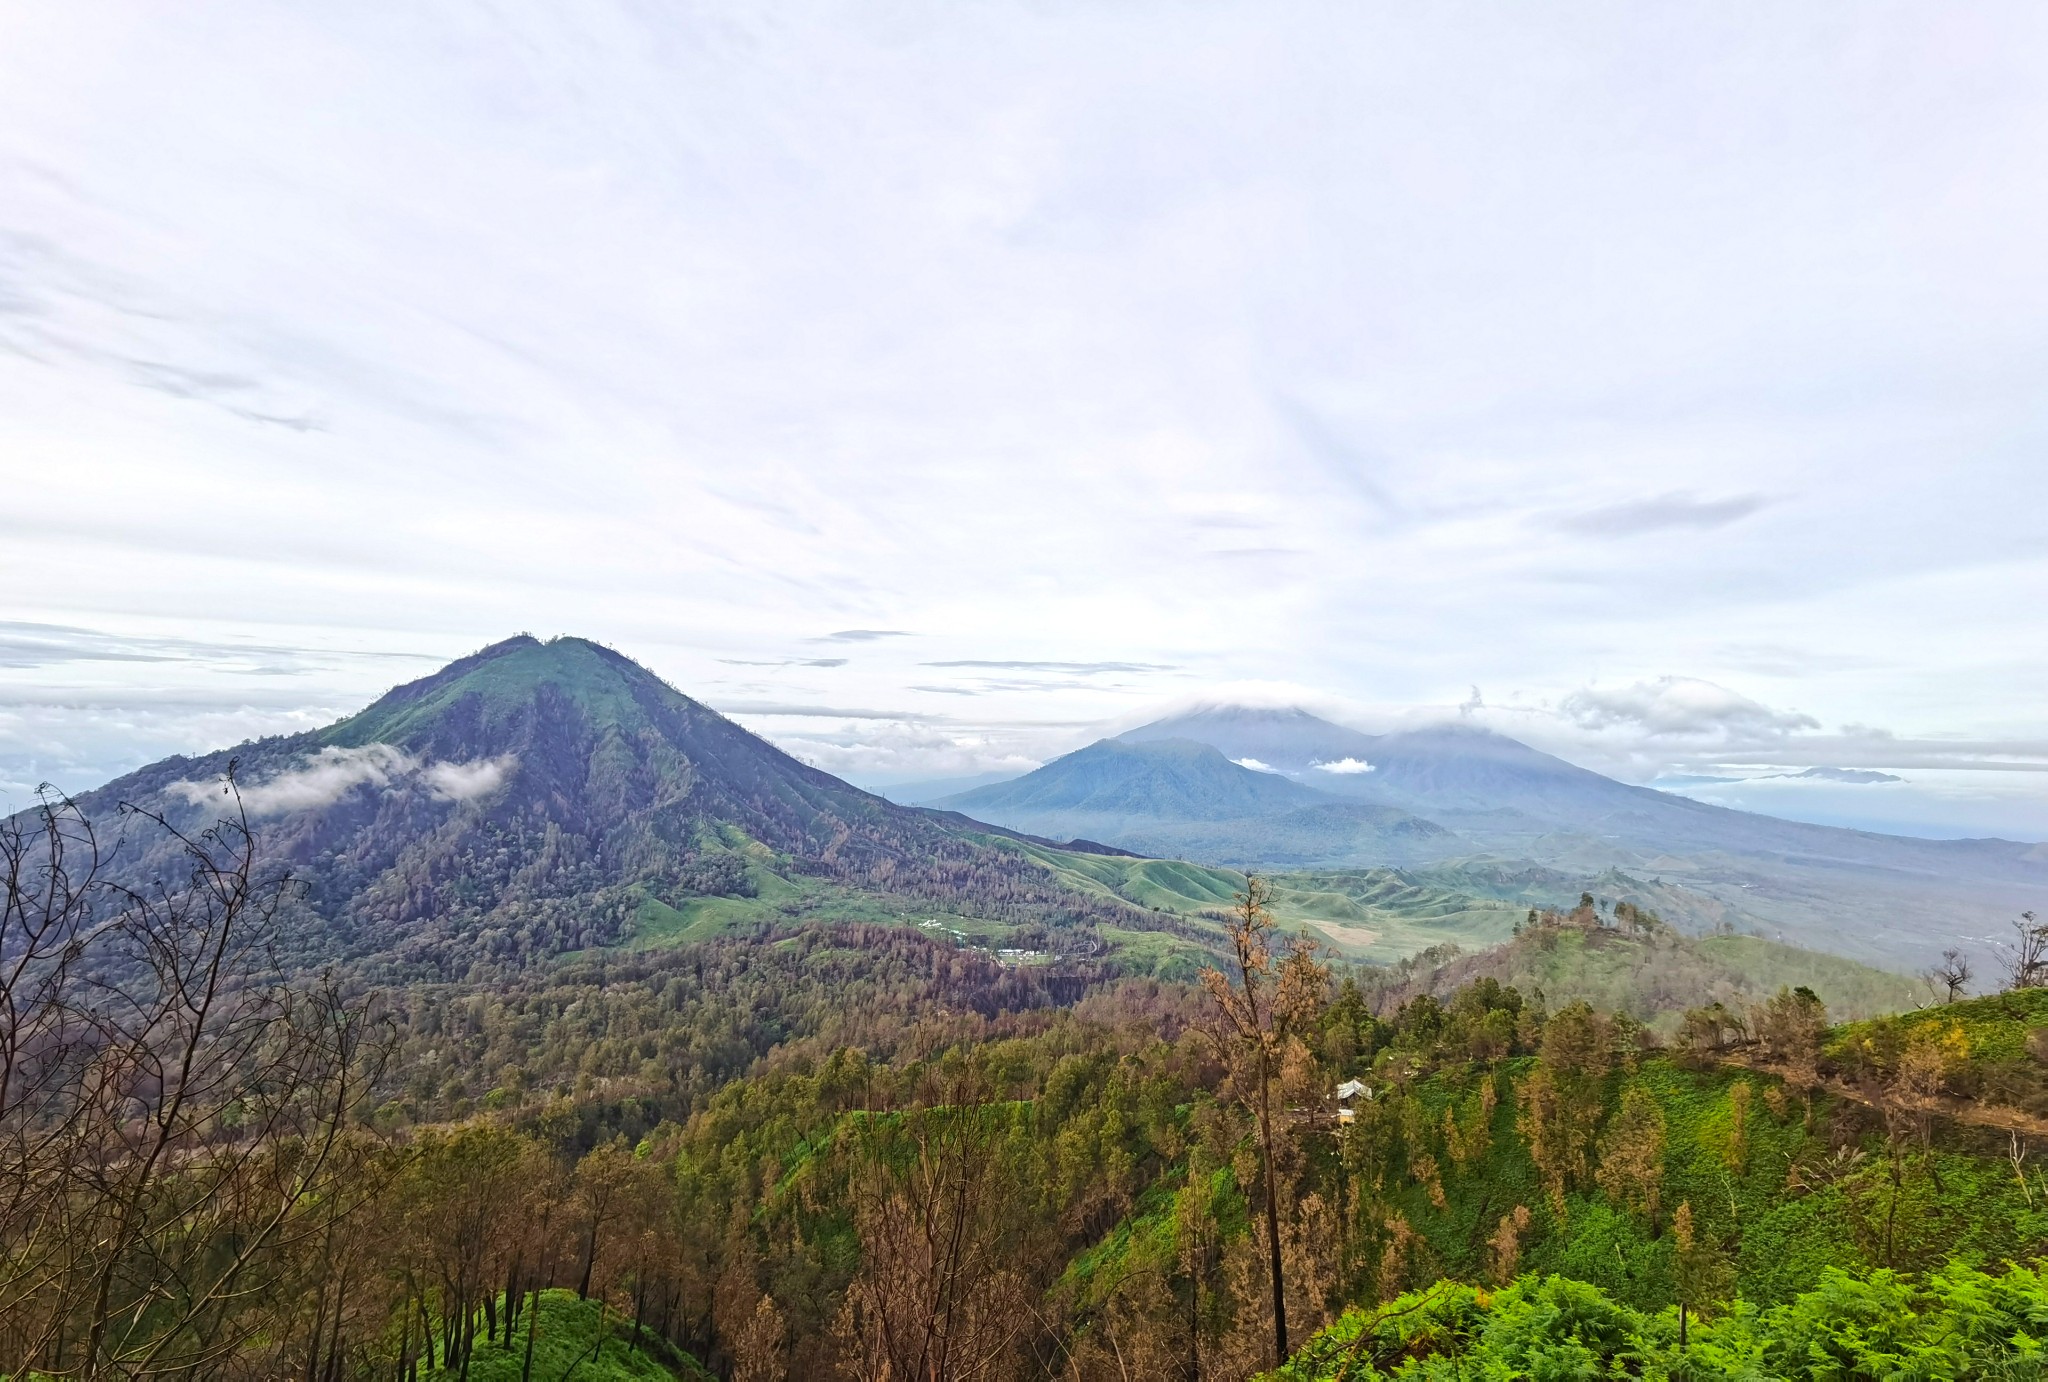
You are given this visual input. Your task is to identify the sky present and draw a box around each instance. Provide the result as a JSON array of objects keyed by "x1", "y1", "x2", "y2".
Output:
[{"x1": 3, "y1": 1, "x2": 2046, "y2": 840}]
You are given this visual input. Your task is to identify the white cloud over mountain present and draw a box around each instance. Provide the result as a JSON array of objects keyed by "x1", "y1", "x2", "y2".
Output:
[
  {"x1": 169, "y1": 745, "x2": 515, "y2": 816},
  {"x1": 1, "y1": 3, "x2": 2045, "y2": 838}
]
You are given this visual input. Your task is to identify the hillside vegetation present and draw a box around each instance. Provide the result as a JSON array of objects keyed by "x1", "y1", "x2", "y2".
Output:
[
  {"x1": 420, "y1": 1291, "x2": 711, "y2": 1381},
  {"x1": 1365, "y1": 901, "x2": 1924, "y2": 1027},
  {"x1": 1273, "y1": 1264, "x2": 2048, "y2": 1380},
  {"x1": 7, "y1": 779, "x2": 2042, "y2": 1378},
  {"x1": 53, "y1": 636, "x2": 1205, "y2": 981}
]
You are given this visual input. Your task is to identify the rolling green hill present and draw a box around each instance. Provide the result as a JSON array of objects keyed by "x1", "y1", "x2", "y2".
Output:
[{"x1": 1378, "y1": 917, "x2": 1925, "y2": 1028}]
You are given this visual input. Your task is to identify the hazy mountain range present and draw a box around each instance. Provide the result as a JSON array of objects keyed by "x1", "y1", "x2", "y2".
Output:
[
  {"x1": 933, "y1": 706, "x2": 2048, "y2": 969},
  {"x1": 39, "y1": 637, "x2": 2043, "y2": 981}
]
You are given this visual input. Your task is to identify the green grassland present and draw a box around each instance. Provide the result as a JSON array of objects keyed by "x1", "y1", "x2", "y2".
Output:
[
  {"x1": 1699, "y1": 933, "x2": 1926, "y2": 1019},
  {"x1": 621, "y1": 838, "x2": 1930, "y2": 1028},
  {"x1": 420, "y1": 1290, "x2": 711, "y2": 1381},
  {"x1": 1262, "y1": 869, "x2": 1526, "y2": 960},
  {"x1": 326, "y1": 636, "x2": 659, "y2": 747}
]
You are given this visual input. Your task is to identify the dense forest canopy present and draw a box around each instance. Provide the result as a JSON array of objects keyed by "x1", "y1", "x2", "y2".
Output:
[{"x1": 5, "y1": 787, "x2": 2047, "y2": 1379}]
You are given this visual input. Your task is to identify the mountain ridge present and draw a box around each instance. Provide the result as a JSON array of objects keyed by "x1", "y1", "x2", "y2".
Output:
[
  {"x1": 941, "y1": 703, "x2": 2047, "y2": 968},
  {"x1": 60, "y1": 636, "x2": 1187, "y2": 979}
]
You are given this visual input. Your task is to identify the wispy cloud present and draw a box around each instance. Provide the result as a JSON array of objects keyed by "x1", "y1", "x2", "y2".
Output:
[
  {"x1": 719, "y1": 657, "x2": 850, "y2": 668},
  {"x1": 0, "y1": 621, "x2": 434, "y2": 672},
  {"x1": 713, "y1": 701, "x2": 942, "y2": 722},
  {"x1": 2, "y1": 2, "x2": 2046, "y2": 837},
  {"x1": 169, "y1": 744, "x2": 515, "y2": 816},
  {"x1": 1554, "y1": 492, "x2": 1770, "y2": 537},
  {"x1": 925, "y1": 660, "x2": 1178, "y2": 674}
]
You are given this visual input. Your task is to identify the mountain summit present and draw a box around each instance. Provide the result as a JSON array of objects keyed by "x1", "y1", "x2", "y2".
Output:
[
  {"x1": 944, "y1": 737, "x2": 1329, "y2": 821},
  {"x1": 75, "y1": 636, "x2": 1159, "y2": 977},
  {"x1": 1066, "y1": 703, "x2": 2048, "y2": 967},
  {"x1": 934, "y1": 732, "x2": 1452, "y2": 870}
]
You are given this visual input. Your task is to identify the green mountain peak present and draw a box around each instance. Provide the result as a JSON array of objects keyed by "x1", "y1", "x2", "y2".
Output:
[{"x1": 321, "y1": 634, "x2": 682, "y2": 750}]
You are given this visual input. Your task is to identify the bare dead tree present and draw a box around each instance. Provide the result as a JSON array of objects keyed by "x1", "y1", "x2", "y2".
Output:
[
  {"x1": 1931, "y1": 948, "x2": 1972, "y2": 1004},
  {"x1": 835, "y1": 1080, "x2": 1030, "y2": 1381},
  {"x1": 1198, "y1": 876, "x2": 1326, "y2": 1370},
  {"x1": 2004, "y1": 913, "x2": 2047, "y2": 991},
  {"x1": 0, "y1": 770, "x2": 389, "y2": 1379},
  {"x1": 0, "y1": 790, "x2": 110, "y2": 1370}
]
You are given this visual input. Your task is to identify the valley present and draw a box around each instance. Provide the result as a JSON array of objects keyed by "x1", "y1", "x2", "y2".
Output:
[{"x1": 7, "y1": 636, "x2": 2043, "y2": 1379}]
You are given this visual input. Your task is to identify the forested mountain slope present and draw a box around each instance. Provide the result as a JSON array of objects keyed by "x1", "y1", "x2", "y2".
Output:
[
  {"x1": 54, "y1": 635, "x2": 1189, "y2": 978},
  {"x1": 372, "y1": 934, "x2": 2048, "y2": 1378}
]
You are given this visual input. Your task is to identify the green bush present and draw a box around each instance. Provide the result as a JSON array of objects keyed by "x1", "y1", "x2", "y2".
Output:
[{"x1": 1274, "y1": 1261, "x2": 2048, "y2": 1380}]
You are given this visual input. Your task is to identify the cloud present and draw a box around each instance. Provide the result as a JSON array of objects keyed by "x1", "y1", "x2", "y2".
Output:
[
  {"x1": 168, "y1": 744, "x2": 516, "y2": 816},
  {"x1": 1555, "y1": 492, "x2": 1770, "y2": 537},
  {"x1": 1232, "y1": 757, "x2": 1279, "y2": 773},
  {"x1": 421, "y1": 755, "x2": 518, "y2": 800},
  {"x1": 172, "y1": 744, "x2": 408, "y2": 814},
  {"x1": 122, "y1": 358, "x2": 324, "y2": 432},
  {"x1": 1560, "y1": 677, "x2": 1818, "y2": 740},
  {"x1": 713, "y1": 701, "x2": 943, "y2": 722},
  {"x1": 6, "y1": 3, "x2": 2048, "y2": 840},
  {"x1": 1768, "y1": 766, "x2": 1904, "y2": 784},
  {"x1": 0, "y1": 620, "x2": 432, "y2": 672},
  {"x1": 718, "y1": 657, "x2": 849, "y2": 668},
  {"x1": 924, "y1": 660, "x2": 1178, "y2": 674},
  {"x1": 1312, "y1": 757, "x2": 1376, "y2": 775}
]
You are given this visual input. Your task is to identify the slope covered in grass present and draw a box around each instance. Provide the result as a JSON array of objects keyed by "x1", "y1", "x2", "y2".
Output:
[
  {"x1": 1376, "y1": 914, "x2": 1922, "y2": 1028},
  {"x1": 420, "y1": 1291, "x2": 711, "y2": 1381}
]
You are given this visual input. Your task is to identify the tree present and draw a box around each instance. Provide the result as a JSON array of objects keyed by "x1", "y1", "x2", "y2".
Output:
[
  {"x1": 834, "y1": 1094, "x2": 1030, "y2": 1381},
  {"x1": 1931, "y1": 948, "x2": 1972, "y2": 1003},
  {"x1": 0, "y1": 775, "x2": 388, "y2": 1379},
  {"x1": 1671, "y1": 1201, "x2": 1732, "y2": 1350},
  {"x1": 730, "y1": 1292, "x2": 786, "y2": 1382},
  {"x1": 572, "y1": 1139, "x2": 642, "y2": 1301},
  {"x1": 2004, "y1": 913, "x2": 2047, "y2": 990},
  {"x1": 396, "y1": 1123, "x2": 530, "y2": 1376},
  {"x1": 1199, "y1": 875, "x2": 1326, "y2": 1368},
  {"x1": 1518, "y1": 1001, "x2": 1611, "y2": 1212},
  {"x1": 1677, "y1": 1002, "x2": 1744, "y2": 1067},
  {"x1": 1595, "y1": 1084, "x2": 1667, "y2": 1228},
  {"x1": 1753, "y1": 986, "x2": 1827, "y2": 1123},
  {"x1": 1486, "y1": 1206, "x2": 1532, "y2": 1285}
]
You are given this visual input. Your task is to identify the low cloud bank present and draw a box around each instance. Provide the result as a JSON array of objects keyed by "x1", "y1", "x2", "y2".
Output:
[
  {"x1": 171, "y1": 744, "x2": 517, "y2": 816},
  {"x1": 1560, "y1": 676, "x2": 1818, "y2": 741}
]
